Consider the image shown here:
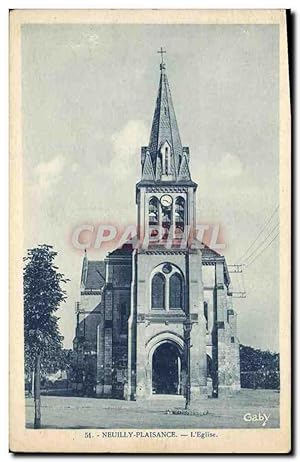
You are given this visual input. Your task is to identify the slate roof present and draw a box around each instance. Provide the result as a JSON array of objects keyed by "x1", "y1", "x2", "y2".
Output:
[
  {"x1": 201, "y1": 243, "x2": 223, "y2": 260},
  {"x1": 109, "y1": 243, "x2": 134, "y2": 256},
  {"x1": 200, "y1": 243, "x2": 231, "y2": 286},
  {"x1": 80, "y1": 245, "x2": 230, "y2": 289},
  {"x1": 148, "y1": 67, "x2": 183, "y2": 176},
  {"x1": 82, "y1": 260, "x2": 106, "y2": 291},
  {"x1": 140, "y1": 64, "x2": 192, "y2": 182}
]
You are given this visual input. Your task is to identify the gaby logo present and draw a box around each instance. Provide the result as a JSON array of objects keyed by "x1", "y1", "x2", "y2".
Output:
[{"x1": 243, "y1": 412, "x2": 270, "y2": 427}]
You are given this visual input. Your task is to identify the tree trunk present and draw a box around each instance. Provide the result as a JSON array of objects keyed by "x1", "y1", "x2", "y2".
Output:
[
  {"x1": 31, "y1": 370, "x2": 34, "y2": 397},
  {"x1": 34, "y1": 353, "x2": 41, "y2": 429}
]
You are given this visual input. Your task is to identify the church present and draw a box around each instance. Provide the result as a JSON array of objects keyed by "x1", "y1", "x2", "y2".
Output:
[{"x1": 73, "y1": 54, "x2": 241, "y2": 401}]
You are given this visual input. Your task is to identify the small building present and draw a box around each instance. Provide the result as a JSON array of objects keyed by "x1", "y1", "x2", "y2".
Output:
[{"x1": 73, "y1": 57, "x2": 240, "y2": 400}]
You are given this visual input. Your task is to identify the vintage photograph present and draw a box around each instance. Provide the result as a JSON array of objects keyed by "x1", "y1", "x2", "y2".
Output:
[{"x1": 10, "y1": 10, "x2": 291, "y2": 453}]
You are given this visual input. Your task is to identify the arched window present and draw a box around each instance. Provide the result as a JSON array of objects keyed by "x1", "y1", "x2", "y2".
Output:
[
  {"x1": 151, "y1": 273, "x2": 166, "y2": 309},
  {"x1": 165, "y1": 146, "x2": 170, "y2": 174},
  {"x1": 149, "y1": 197, "x2": 159, "y2": 226},
  {"x1": 169, "y1": 272, "x2": 183, "y2": 309},
  {"x1": 175, "y1": 197, "x2": 185, "y2": 235},
  {"x1": 161, "y1": 142, "x2": 171, "y2": 177}
]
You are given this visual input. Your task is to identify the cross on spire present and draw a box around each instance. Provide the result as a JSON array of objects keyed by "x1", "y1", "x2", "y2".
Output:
[{"x1": 157, "y1": 47, "x2": 166, "y2": 71}]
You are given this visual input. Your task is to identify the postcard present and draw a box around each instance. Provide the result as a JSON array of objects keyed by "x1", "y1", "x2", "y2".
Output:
[{"x1": 9, "y1": 9, "x2": 291, "y2": 453}]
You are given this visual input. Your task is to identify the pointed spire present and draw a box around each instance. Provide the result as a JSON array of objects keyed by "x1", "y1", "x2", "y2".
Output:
[
  {"x1": 81, "y1": 248, "x2": 88, "y2": 289},
  {"x1": 148, "y1": 52, "x2": 183, "y2": 177},
  {"x1": 142, "y1": 151, "x2": 155, "y2": 180},
  {"x1": 178, "y1": 153, "x2": 191, "y2": 180},
  {"x1": 155, "y1": 156, "x2": 162, "y2": 180},
  {"x1": 138, "y1": 52, "x2": 196, "y2": 186}
]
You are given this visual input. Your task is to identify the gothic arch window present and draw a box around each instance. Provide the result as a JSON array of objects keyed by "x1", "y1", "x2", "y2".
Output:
[
  {"x1": 165, "y1": 146, "x2": 170, "y2": 174},
  {"x1": 160, "y1": 142, "x2": 171, "y2": 177},
  {"x1": 150, "y1": 264, "x2": 185, "y2": 312},
  {"x1": 175, "y1": 197, "x2": 185, "y2": 235},
  {"x1": 149, "y1": 197, "x2": 159, "y2": 238},
  {"x1": 169, "y1": 272, "x2": 183, "y2": 309},
  {"x1": 151, "y1": 273, "x2": 166, "y2": 310}
]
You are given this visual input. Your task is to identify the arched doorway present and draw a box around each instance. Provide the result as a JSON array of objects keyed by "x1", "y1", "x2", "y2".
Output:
[{"x1": 152, "y1": 342, "x2": 182, "y2": 395}]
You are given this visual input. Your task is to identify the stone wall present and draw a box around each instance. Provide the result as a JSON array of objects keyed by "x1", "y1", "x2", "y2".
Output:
[
  {"x1": 76, "y1": 250, "x2": 241, "y2": 400},
  {"x1": 96, "y1": 252, "x2": 132, "y2": 398}
]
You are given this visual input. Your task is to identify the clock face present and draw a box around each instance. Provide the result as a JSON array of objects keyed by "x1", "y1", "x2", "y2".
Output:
[{"x1": 160, "y1": 194, "x2": 173, "y2": 208}]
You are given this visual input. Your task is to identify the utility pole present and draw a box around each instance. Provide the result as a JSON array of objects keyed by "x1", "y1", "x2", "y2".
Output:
[
  {"x1": 184, "y1": 251, "x2": 192, "y2": 410},
  {"x1": 227, "y1": 264, "x2": 246, "y2": 298},
  {"x1": 184, "y1": 317, "x2": 192, "y2": 410}
]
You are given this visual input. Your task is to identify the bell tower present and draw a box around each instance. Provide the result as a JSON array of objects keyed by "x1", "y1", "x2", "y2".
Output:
[
  {"x1": 137, "y1": 51, "x2": 198, "y2": 247},
  {"x1": 127, "y1": 51, "x2": 207, "y2": 401}
]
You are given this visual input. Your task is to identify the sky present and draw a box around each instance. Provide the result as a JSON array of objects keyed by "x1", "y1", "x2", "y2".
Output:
[{"x1": 22, "y1": 24, "x2": 279, "y2": 352}]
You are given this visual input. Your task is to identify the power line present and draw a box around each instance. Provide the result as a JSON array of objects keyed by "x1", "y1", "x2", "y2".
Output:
[
  {"x1": 246, "y1": 231, "x2": 279, "y2": 267},
  {"x1": 243, "y1": 221, "x2": 279, "y2": 265},
  {"x1": 238, "y1": 205, "x2": 279, "y2": 263}
]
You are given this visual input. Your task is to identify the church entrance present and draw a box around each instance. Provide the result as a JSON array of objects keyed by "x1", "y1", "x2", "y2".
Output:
[{"x1": 152, "y1": 342, "x2": 182, "y2": 395}]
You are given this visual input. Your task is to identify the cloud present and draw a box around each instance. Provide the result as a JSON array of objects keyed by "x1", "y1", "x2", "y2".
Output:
[
  {"x1": 35, "y1": 155, "x2": 65, "y2": 191},
  {"x1": 192, "y1": 152, "x2": 244, "y2": 197},
  {"x1": 110, "y1": 120, "x2": 148, "y2": 183},
  {"x1": 218, "y1": 152, "x2": 244, "y2": 178},
  {"x1": 69, "y1": 33, "x2": 100, "y2": 51},
  {"x1": 72, "y1": 119, "x2": 148, "y2": 224}
]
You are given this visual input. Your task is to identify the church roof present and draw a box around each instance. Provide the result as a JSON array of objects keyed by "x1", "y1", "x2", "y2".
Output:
[
  {"x1": 85, "y1": 261, "x2": 106, "y2": 289},
  {"x1": 200, "y1": 243, "x2": 231, "y2": 286},
  {"x1": 81, "y1": 256, "x2": 106, "y2": 291},
  {"x1": 140, "y1": 59, "x2": 192, "y2": 183},
  {"x1": 108, "y1": 243, "x2": 134, "y2": 257},
  {"x1": 148, "y1": 66, "x2": 182, "y2": 175},
  {"x1": 201, "y1": 243, "x2": 223, "y2": 259}
]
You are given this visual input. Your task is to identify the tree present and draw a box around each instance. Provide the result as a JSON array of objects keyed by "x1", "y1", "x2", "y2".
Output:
[
  {"x1": 24, "y1": 244, "x2": 69, "y2": 428},
  {"x1": 239, "y1": 344, "x2": 280, "y2": 389}
]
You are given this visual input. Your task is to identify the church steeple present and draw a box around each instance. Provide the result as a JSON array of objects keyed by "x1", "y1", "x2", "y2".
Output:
[
  {"x1": 136, "y1": 52, "x2": 197, "y2": 244},
  {"x1": 140, "y1": 51, "x2": 192, "y2": 183}
]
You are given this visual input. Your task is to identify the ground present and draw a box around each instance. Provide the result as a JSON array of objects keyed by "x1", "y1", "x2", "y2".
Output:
[{"x1": 25, "y1": 389, "x2": 279, "y2": 429}]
